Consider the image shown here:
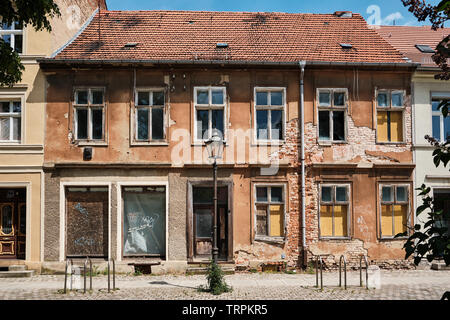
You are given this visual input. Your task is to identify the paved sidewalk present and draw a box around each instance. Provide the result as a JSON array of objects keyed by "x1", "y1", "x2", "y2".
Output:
[{"x1": 0, "y1": 270, "x2": 449, "y2": 300}]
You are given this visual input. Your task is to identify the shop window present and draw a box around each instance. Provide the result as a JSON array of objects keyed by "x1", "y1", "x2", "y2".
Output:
[
  {"x1": 123, "y1": 186, "x2": 166, "y2": 257},
  {"x1": 319, "y1": 185, "x2": 350, "y2": 238},
  {"x1": 376, "y1": 90, "x2": 405, "y2": 143},
  {"x1": 0, "y1": 100, "x2": 21, "y2": 142},
  {"x1": 317, "y1": 89, "x2": 347, "y2": 142},
  {"x1": 0, "y1": 21, "x2": 23, "y2": 54},
  {"x1": 135, "y1": 89, "x2": 165, "y2": 141},
  {"x1": 255, "y1": 185, "x2": 285, "y2": 238},
  {"x1": 255, "y1": 88, "x2": 286, "y2": 141},
  {"x1": 380, "y1": 185, "x2": 409, "y2": 238},
  {"x1": 194, "y1": 87, "x2": 226, "y2": 141},
  {"x1": 73, "y1": 88, "x2": 105, "y2": 141}
]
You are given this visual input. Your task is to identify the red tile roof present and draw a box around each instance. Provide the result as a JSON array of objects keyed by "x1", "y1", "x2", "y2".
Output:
[
  {"x1": 52, "y1": 10, "x2": 408, "y2": 64},
  {"x1": 377, "y1": 25, "x2": 450, "y2": 67}
]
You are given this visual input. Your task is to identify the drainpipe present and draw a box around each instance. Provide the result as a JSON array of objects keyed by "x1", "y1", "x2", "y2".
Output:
[{"x1": 299, "y1": 61, "x2": 307, "y2": 268}]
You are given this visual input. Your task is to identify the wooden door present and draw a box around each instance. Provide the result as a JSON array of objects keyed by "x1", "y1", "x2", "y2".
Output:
[{"x1": 0, "y1": 188, "x2": 26, "y2": 259}]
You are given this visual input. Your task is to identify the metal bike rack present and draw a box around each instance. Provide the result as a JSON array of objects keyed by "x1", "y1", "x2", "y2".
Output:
[
  {"x1": 63, "y1": 259, "x2": 73, "y2": 293},
  {"x1": 107, "y1": 258, "x2": 116, "y2": 293},
  {"x1": 83, "y1": 257, "x2": 92, "y2": 293},
  {"x1": 315, "y1": 256, "x2": 323, "y2": 290},
  {"x1": 339, "y1": 255, "x2": 347, "y2": 290},
  {"x1": 359, "y1": 255, "x2": 369, "y2": 290}
]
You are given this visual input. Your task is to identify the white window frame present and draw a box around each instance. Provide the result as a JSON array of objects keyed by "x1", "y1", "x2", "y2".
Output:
[
  {"x1": 0, "y1": 21, "x2": 24, "y2": 54},
  {"x1": 253, "y1": 87, "x2": 287, "y2": 144},
  {"x1": 318, "y1": 183, "x2": 351, "y2": 239},
  {"x1": 376, "y1": 89, "x2": 406, "y2": 143},
  {"x1": 134, "y1": 88, "x2": 166, "y2": 143},
  {"x1": 0, "y1": 99, "x2": 22, "y2": 143},
  {"x1": 194, "y1": 86, "x2": 227, "y2": 142},
  {"x1": 317, "y1": 88, "x2": 348, "y2": 143},
  {"x1": 253, "y1": 183, "x2": 286, "y2": 242},
  {"x1": 431, "y1": 96, "x2": 450, "y2": 142},
  {"x1": 73, "y1": 88, "x2": 106, "y2": 143},
  {"x1": 379, "y1": 184, "x2": 410, "y2": 239}
]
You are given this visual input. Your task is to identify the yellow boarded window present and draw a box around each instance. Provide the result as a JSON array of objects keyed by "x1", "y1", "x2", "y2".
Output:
[
  {"x1": 390, "y1": 111, "x2": 403, "y2": 142},
  {"x1": 320, "y1": 205, "x2": 333, "y2": 237},
  {"x1": 377, "y1": 111, "x2": 389, "y2": 142},
  {"x1": 380, "y1": 185, "x2": 409, "y2": 238},
  {"x1": 381, "y1": 204, "x2": 393, "y2": 237},
  {"x1": 269, "y1": 204, "x2": 284, "y2": 237},
  {"x1": 393, "y1": 204, "x2": 407, "y2": 235},
  {"x1": 334, "y1": 205, "x2": 348, "y2": 237}
]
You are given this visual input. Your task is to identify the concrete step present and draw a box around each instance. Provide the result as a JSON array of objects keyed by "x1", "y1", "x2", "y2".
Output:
[
  {"x1": 186, "y1": 266, "x2": 235, "y2": 275},
  {"x1": 431, "y1": 262, "x2": 450, "y2": 270},
  {"x1": 8, "y1": 265, "x2": 26, "y2": 272},
  {"x1": 0, "y1": 270, "x2": 35, "y2": 278}
]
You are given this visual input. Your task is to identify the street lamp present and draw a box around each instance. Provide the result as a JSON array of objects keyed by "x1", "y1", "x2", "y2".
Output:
[{"x1": 205, "y1": 129, "x2": 225, "y2": 263}]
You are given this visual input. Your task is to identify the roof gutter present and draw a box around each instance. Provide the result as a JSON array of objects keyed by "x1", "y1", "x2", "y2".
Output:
[{"x1": 38, "y1": 58, "x2": 419, "y2": 68}]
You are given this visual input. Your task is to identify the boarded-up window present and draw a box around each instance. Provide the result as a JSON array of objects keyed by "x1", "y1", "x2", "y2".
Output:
[
  {"x1": 255, "y1": 186, "x2": 285, "y2": 237},
  {"x1": 66, "y1": 187, "x2": 108, "y2": 257},
  {"x1": 376, "y1": 90, "x2": 405, "y2": 143},
  {"x1": 123, "y1": 186, "x2": 166, "y2": 257},
  {"x1": 380, "y1": 185, "x2": 409, "y2": 237},
  {"x1": 319, "y1": 185, "x2": 349, "y2": 238}
]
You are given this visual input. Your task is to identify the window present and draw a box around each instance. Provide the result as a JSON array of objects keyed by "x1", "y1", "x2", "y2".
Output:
[
  {"x1": 0, "y1": 100, "x2": 21, "y2": 142},
  {"x1": 432, "y1": 189, "x2": 450, "y2": 238},
  {"x1": 135, "y1": 89, "x2": 165, "y2": 141},
  {"x1": 194, "y1": 87, "x2": 226, "y2": 141},
  {"x1": 431, "y1": 99, "x2": 450, "y2": 142},
  {"x1": 376, "y1": 90, "x2": 405, "y2": 143},
  {"x1": 74, "y1": 89, "x2": 105, "y2": 141},
  {"x1": 255, "y1": 88, "x2": 285, "y2": 141},
  {"x1": 317, "y1": 89, "x2": 347, "y2": 142},
  {"x1": 319, "y1": 185, "x2": 350, "y2": 238},
  {"x1": 380, "y1": 185, "x2": 409, "y2": 238},
  {"x1": 255, "y1": 185, "x2": 285, "y2": 238},
  {"x1": 0, "y1": 21, "x2": 23, "y2": 54}
]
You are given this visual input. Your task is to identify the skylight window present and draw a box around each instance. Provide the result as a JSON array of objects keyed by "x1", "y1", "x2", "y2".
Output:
[
  {"x1": 216, "y1": 43, "x2": 228, "y2": 48},
  {"x1": 340, "y1": 43, "x2": 352, "y2": 49},
  {"x1": 415, "y1": 44, "x2": 435, "y2": 53}
]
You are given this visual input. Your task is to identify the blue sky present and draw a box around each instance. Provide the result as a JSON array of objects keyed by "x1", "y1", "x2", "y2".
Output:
[{"x1": 106, "y1": 0, "x2": 441, "y2": 26}]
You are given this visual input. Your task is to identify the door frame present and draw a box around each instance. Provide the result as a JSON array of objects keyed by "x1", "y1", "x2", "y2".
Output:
[
  {"x1": 0, "y1": 183, "x2": 30, "y2": 261},
  {"x1": 187, "y1": 180, "x2": 233, "y2": 262}
]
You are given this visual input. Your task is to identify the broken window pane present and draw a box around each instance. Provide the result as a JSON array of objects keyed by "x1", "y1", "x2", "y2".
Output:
[
  {"x1": 197, "y1": 90, "x2": 209, "y2": 104},
  {"x1": 256, "y1": 92, "x2": 268, "y2": 106},
  {"x1": 76, "y1": 91, "x2": 88, "y2": 105},
  {"x1": 333, "y1": 111, "x2": 345, "y2": 141},
  {"x1": 256, "y1": 110, "x2": 268, "y2": 140},
  {"x1": 319, "y1": 110, "x2": 330, "y2": 140},
  {"x1": 91, "y1": 109, "x2": 103, "y2": 139},
  {"x1": 197, "y1": 110, "x2": 209, "y2": 140},
  {"x1": 76, "y1": 109, "x2": 88, "y2": 139},
  {"x1": 137, "y1": 108, "x2": 149, "y2": 140},
  {"x1": 212, "y1": 109, "x2": 224, "y2": 135},
  {"x1": 137, "y1": 92, "x2": 149, "y2": 106},
  {"x1": 153, "y1": 91, "x2": 165, "y2": 106},
  {"x1": 377, "y1": 92, "x2": 389, "y2": 107},
  {"x1": 256, "y1": 187, "x2": 268, "y2": 202},
  {"x1": 271, "y1": 110, "x2": 283, "y2": 140},
  {"x1": 271, "y1": 187, "x2": 283, "y2": 202},
  {"x1": 270, "y1": 91, "x2": 283, "y2": 106},
  {"x1": 319, "y1": 91, "x2": 331, "y2": 106},
  {"x1": 212, "y1": 90, "x2": 224, "y2": 105},
  {"x1": 321, "y1": 186, "x2": 332, "y2": 202},
  {"x1": 334, "y1": 92, "x2": 345, "y2": 106},
  {"x1": 91, "y1": 90, "x2": 103, "y2": 105},
  {"x1": 151, "y1": 108, "x2": 164, "y2": 140}
]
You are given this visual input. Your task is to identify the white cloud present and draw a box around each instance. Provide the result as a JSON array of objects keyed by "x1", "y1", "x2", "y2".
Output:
[{"x1": 382, "y1": 12, "x2": 403, "y2": 25}]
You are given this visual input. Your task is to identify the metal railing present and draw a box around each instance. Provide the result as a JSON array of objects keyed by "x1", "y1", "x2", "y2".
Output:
[
  {"x1": 339, "y1": 255, "x2": 347, "y2": 290},
  {"x1": 107, "y1": 258, "x2": 115, "y2": 293},
  {"x1": 315, "y1": 256, "x2": 323, "y2": 290},
  {"x1": 359, "y1": 255, "x2": 369, "y2": 290}
]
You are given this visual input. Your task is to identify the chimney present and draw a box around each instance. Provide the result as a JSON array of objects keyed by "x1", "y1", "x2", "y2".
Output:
[{"x1": 334, "y1": 11, "x2": 353, "y2": 18}]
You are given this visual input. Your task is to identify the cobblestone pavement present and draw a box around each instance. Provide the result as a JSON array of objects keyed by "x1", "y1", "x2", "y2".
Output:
[{"x1": 0, "y1": 270, "x2": 449, "y2": 300}]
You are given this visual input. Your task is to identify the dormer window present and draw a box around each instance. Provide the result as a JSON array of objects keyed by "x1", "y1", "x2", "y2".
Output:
[{"x1": 0, "y1": 21, "x2": 23, "y2": 54}]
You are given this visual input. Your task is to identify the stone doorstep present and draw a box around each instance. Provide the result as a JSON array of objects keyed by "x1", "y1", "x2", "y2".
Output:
[
  {"x1": 0, "y1": 270, "x2": 35, "y2": 278},
  {"x1": 8, "y1": 265, "x2": 26, "y2": 272},
  {"x1": 431, "y1": 263, "x2": 450, "y2": 270}
]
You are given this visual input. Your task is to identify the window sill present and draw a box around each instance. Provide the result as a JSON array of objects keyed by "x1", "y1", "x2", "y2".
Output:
[
  {"x1": 131, "y1": 141, "x2": 169, "y2": 147},
  {"x1": 376, "y1": 142, "x2": 407, "y2": 146},
  {"x1": 379, "y1": 236, "x2": 409, "y2": 241},
  {"x1": 318, "y1": 140, "x2": 347, "y2": 146},
  {"x1": 191, "y1": 141, "x2": 229, "y2": 147},
  {"x1": 254, "y1": 236, "x2": 285, "y2": 245},
  {"x1": 251, "y1": 141, "x2": 286, "y2": 147},
  {"x1": 319, "y1": 236, "x2": 352, "y2": 241},
  {"x1": 75, "y1": 141, "x2": 108, "y2": 147}
]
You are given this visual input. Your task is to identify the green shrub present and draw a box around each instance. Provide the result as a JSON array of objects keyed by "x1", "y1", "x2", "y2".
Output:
[{"x1": 204, "y1": 261, "x2": 232, "y2": 295}]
